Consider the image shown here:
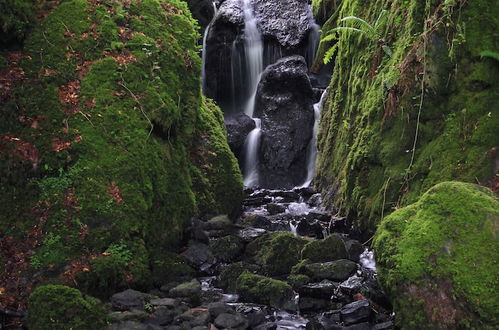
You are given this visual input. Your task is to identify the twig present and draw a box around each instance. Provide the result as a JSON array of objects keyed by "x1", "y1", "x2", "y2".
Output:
[{"x1": 118, "y1": 82, "x2": 154, "y2": 139}]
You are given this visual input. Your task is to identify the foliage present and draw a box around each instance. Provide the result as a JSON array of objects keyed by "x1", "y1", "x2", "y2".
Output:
[{"x1": 27, "y1": 285, "x2": 107, "y2": 330}]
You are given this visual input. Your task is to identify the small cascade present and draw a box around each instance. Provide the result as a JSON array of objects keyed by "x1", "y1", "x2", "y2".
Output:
[
  {"x1": 201, "y1": 2, "x2": 218, "y2": 94},
  {"x1": 289, "y1": 220, "x2": 298, "y2": 236},
  {"x1": 242, "y1": 0, "x2": 264, "y2": 117},
  {"x1": 305, "y1": 23, "x2": 321, "y2": 68},
  {"x1": 243, "y1": 118, "x2": 262, "y2": 187},
  {"x1": 301, "y1": 89, "x2": 328, "y2": 187},
  {"x1": 360, "y1": 248, "x2": 377, "y2": 271}
]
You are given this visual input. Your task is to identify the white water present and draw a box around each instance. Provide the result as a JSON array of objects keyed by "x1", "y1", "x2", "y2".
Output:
[
  {"x1": 301, "y1": 89, "x2": 328, "y2": 187},
  {"x1": 360, "y1": 248, "x2": 377, "y2": 271},
  {"x1": 306, "y1": 23, "x2": 321, "y2": 68},
  {"x1": 201, "y1": 2, "x2": 218, "y2": 94},
  {"x1": 290, "y1": 221, "x2": 298, "y2": 236},
  {"x1": 286, "y1": 202, "x2": 312, "y2": 216},
  {"x1": 243, "y1": 118, "x2": 262, "y2": 187},
  {"x1": 242, "y1": 0, "x2": 264, "y2": 117}
]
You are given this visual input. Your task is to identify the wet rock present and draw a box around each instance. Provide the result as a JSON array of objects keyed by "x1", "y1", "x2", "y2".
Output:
[
  {"x1": 296, "y1": 219, "x2": 324, "y2": 238},
  {"x1": 169, "y1": 280, "x2": 202, "y2": 305},
  {"x1": 214, "y1": 312, "x2": 248, "y2": 329},
  {"x1": 111, "y1": 289, "x2": 145, "y2": 311},
  {"x1": 247, "y1": 310, "x2": 267, "y2": 328},
  {"x1": 345, "y1": 240, "x2": 364, "y2": 263},
  {"x1": 204, "y1": 215, "x2": 232, "y2": 230},
  {"x1": 344, "y1": 322, "x2": 371, "y2": 330},
  {"x1": 236, "y1": 273, "x2": 293, "y2": 308},
  {"x1": 145, "y1": 307, "x2": 176, "y2": 326},
  {"x1": 307, "y1": 193, "x2": 322, "y2": 207},
  {"x1": 181, "y1": 243, "x2": 216, "y2": 272},
  {"x1": 266, "y1": 203, "x2": 286, "y2": 215},
  {"x1": 208, "y1": 302, "x2": 235, "y2": 318},
  {"x1": 269, "y1": 190, "x2": 301, "y2": 202},
  {"x1": 340, "y1": 300, "x2": 371, "y2": 325},
  {"x1": 301, "y1": 234, "x2": 348, "y2": 263},
  {"x1": 237, "y1": 227, "x2": 267, "y2": 241},
  {"x1": 150, "y1": 298, "x2": 177, "y2": 308},
  {"x1": 218, "y1": 262, "x2": 260, "y2": 292},
  {"x1": 305, "y1": 318, "x2": 326, "y2": 330},
  {"x1": 287, "y1": 274, "x2": 311, "y2": 290},
  {"x1": 306, "y1": 211, "x2": 331, "y2": 222},
  {"x1": 243, "y1": 214, "x2": 273, "y2": 228},
  {"x1": 299, "y1": 296, "x2": 331, "y2": 312},
  {"x1": 254, "y1": 56, "x2": 314, "y2": 188},
  {"x1": 210, "y1": 235, "x2": 245, "y2": 262},
  {"x1": 303, "y1": 260, "x2": 357, "y2": 281},
  {"x1": 254, "y1": 322, "x2": 278, "y2": 330},
  {"x1": 252, "y1": 0, "x2": 314, "y2": 48},
  {"x1": 107, "y1": 321, "x2": 148, "y2": 330},
  {"x1": 373, "y1": 320, "x2": 394, "y2": 329},
  {"x1": 298, "y1": 280, "x2": 337, "y2": 299},
  {"x1": 186, "y1": 0, "x2": 216, "y2": 31},
  {"x1": 339, "y1": 275, "x2": 364, "y2": 295},
  {"x1": 225, "y1": 113, "x2": 256, "y2": 158},
  {"x1": 243, "y1": 196, "x2": 273, "y2": 207}
]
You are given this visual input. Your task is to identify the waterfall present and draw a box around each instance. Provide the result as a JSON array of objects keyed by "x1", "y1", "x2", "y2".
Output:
[
  {"x1": 242, "y1": 0, "x2": 264, "y2": 117},
  {"x1": 201, "y1": 2, "x2": 218, "y2": 94},
  {"x1": 306, "y1": 23, "x2": 321, "y2": 68},
  {"x1": 301, "y1": 89, "x2": 328, "y2": 187},
  {"x1": 243, "y1": 118, "x2": 262, "y2": 187}
]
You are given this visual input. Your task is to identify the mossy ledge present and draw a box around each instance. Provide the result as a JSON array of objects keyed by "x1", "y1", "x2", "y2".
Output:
[
  {"x1": 315, "y1": 0, "x2": 499, "y2": 233},
  {"x1": 373, "y1": 182, "x2": 499, "y2": 328},
  {"x1": 0, "y1": 0, "x2": 242, "y2": 307}
]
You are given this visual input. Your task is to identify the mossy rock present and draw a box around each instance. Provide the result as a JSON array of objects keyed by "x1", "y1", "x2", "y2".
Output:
[
  {"x1": 28, "y1": 284, "x2": 107, "y2": 330},
  {"x1": 235, "y1": 272, "x2": 293, "y2": 308},
  {"x1": 210, "y1": 235, "x2": 245, "y2": 262},
  {"x1": 301, "y1": 233, "x2": 348, "y2": 262},
  {"x1": 287, "y1": 274, "x2": 311, "y2": 290},
  {"x1": 0, "y1": 0, "x2": 241, "y2": 298},
  {"x1": 150, "y1": 252, "x2": 195, "y2": 286},
  {"x1": 373, "y1": 182, "x2": 499, "y2": 329},
  {"x1": 245, "y1": 232, "x2": 307, "y2": 276},
  {"x1": 217, "y1": 261, "x2": 260, "y2": 293}
]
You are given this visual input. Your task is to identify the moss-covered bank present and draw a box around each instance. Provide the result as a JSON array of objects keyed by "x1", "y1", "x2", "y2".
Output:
[
  {"x1": 0, "y1": 0, "x2": 241, "y2": 307},
  {"x1": 373, "y1": 182, "x2": 499, "y2": 328},
  {"x1": 315, "y1": 0, "x2": 499, "y2": 233}
]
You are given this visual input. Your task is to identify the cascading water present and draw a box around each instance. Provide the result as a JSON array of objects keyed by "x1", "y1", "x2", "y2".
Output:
[
  {"x1": 305, "y1": 23, "x2": 321, "y2": 69},
  {"x1": 242, "y1": 0, "x2": 264, "y2": 117},
  {"x1": 243, "y1": 118, "x2": 262, "y2": 187},
  {"x1": 201, "y1": 2, "x2": 218, "y2": 94},
  {"x1": 301, "y1": 88, "x2": 328, "y2": 187}
]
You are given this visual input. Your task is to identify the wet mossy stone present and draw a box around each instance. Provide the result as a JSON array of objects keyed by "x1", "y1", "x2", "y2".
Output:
[
  {"x1": 301, "y1": 260, "x2": 357, "y2": 281},
  {"x1": 373, "y1": 182, "x2": 499, "y2": 329},
  {"x1": 245, "y1": 232, "x2": 307, "y2": 276},
  {"x1": 235, "y1": 272, "x2": 293, "y2": 308},
  {"x1": 27, "y1": 284, "x2": 106, "y2": 330},
  {"x1": 217, "y1": 261, "x2": 259, "y2": 293},
  {"x1": 287, "y1": 274, "x2": 311, "y2": 290},
  {"x1": 301, "y1": 233, "x2": 348, "y2": 262},
  {"x1": 210, "y1": 235, "x2": 245, "y2": 262},
  {"x1": 169, "y1": 279, "x2": 202, "y2": 305}
]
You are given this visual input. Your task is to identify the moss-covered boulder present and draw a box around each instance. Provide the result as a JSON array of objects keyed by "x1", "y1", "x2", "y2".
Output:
[
  {"x1": 235, "y1": 272, "x2": 294, "y2": 308},
  {"x1": 28, "y1": 285, "x2": 107, "y2": 330},
  {"x1": 0, "y1": 0, "x2": 241, "y2": 305},
  {"x1": 210, "y1": 235, "x2": 245, "y2": 262},
  {"x1": 315, "y1": 0, "x2": 499, "y2": 233},
  {"x1": 301, "y1": 233, "x2": 348, "y2": 262},
  {"x1": 217, "y1": 261, "x2": 260, "y2": 293},
  {"x1": 245, "y1": 232, "x2": 307, "y2": 276},
  {"x1": 373, "y1": 182, "x2": 499, "y2": 329}
]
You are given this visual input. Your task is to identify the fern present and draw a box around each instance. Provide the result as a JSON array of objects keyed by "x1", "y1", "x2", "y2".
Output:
[
  {"x1": 480, "y1": 50, "x2": 499, "y2": 62},
  {"x1": 322, "y1": 10, "x2": 390, "y2": 63}
]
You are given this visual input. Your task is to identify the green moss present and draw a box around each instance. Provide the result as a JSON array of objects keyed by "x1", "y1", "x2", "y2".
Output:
[
  {"x1": 28, "y1": 285, "x2": 107, "y2": 330},
  {"x1": 373, "y1": 182, "x2": 499, "y2": 328},
  {"x1": 0, "y1": 0, "x2": 242, "y2": 301},
  {"x1": 246, "y1": 232, "x2": 307, "y2": 276},
  {"x1": 150, "y1": 252, "x2": 195, "y2": 286},
  {"x1": 0, "y1": 0, "x2": 44, "y2": 45},
  {"x1": 316, "y1": 0, "x2": 499, "y2": 232},
  {"x1": 210, "y1": 235, "x2": 245, "y2": 262},
  {"x1": 301, "y1": 233, "x2": 348, "y2": 262},
  {"x1": 217, "y1": 262, "x2": 259, "y2": 293},
  {"x1": 236, "y1": 272, "x2": 294, "y2": 308},
  {"x1": 287, "y1": 274, "x2": 310, "y2": 290}
]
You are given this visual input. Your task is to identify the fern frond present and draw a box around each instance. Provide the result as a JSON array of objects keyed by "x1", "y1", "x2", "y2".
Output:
[
  {"x1": 374, "y1": 10, "x2": 387, "y2": 29},
  {"x1": 330, "y1": 26, "x2": 366, "y2": 34},
  {"x1": 323, "y1": 43, "x2": 338, "y2": 64},
  {"x1": 321, "y1": 33, "x2": 338, "y2": 43},
  {"x1": 480, "y1": 50, "x2": 499, "y2": 62},
  {"x1": 340, "y1": 16, "x2": 374, "y2": 31}
]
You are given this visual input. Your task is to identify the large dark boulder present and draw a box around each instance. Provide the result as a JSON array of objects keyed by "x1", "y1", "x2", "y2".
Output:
[
  {"x1": 225, "y1": 113, "x2": 256, "y2": 158},
  {"x1": 254, "y1": 56, "x2": 314, "y2": 188}
]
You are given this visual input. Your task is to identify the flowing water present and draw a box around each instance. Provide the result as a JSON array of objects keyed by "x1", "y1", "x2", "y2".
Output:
[
  {"x1": 201, "y1": 2, "x2": 218, "y2": 94},
  {"x1": 301, "y1": 89, "x2": 328, "y2": 187},
  {"x1": 243, "y1": 118, "x2": 262, "y2": 187}
]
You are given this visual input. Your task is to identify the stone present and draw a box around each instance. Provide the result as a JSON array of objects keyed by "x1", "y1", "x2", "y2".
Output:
[
  {"x1": 266, "y1": 203, "x2": 286, "y2": 215},
  {"x1": 243, "y1": 214, "x2": 272, "y2": 229},
  {"x1": 345, "y1": 240, "x2": 364, "y2": 263},
  {"x1": 298, "y1": 280, "x2": 337, "y2": 299},
  {"x1": 344, "y1": 322, "x2": 371, "y2": 330},
  {"x1": 299, "y1": 296, "x2": 331, "y2": 312},
  {"x1": 111, "y1": 289, "x2": 145, "y2": 311},
  {"x1": 109, "y1": 310, "x2": 149, "y2": 323},
  {"x1": 144, "y1": 307, "x2": 176, "y2": 326},
  {"x1": 254, "y1": 56, "x2": 315, "y2": 188},
  {"x1": 373, "y1": 321, "x2": 395, "y2": 330},
  {"x1": 296, "y1": 219, "x2": 324, "y2": 238},
  {"x1": 339, "y1": 275, "x2": 364, "y2": 295},
  {"x1": 307, "y1": 193, "x2": 322, "y2": 207},
  {"x1": 107, "y1": 321, "x2": 148, "y2": 330},
  {"x1": 150, "y1": 298, "x2": 177, "y2": 308},
  {"x1": 225, "y1": 113, "x2": 256, "y2": 158},
  {"x1": 303, "y1": 260, "x2": 357, "y2": 281},
  {"x1": 210, "y1": 235, "x2": 245, "y2": 262},
  {"x1": 301, "y1": 234, "x2": 348, "y2": 263},
  {"x1": 207, "y1": 302, "x2": 235, "y2": 318},
  {"x1": 236, "y1": 273, "x2": 293, "y2": 308},
  {"x1": 169, "y1": 279, "x2": 202, "y2": 305},
  {"x1": 340, "y1": 300, "x2": 371, "y2": 325},
  {"x1": 237, "y1": 227, "x2": 267, "y2": 242},
  {"x1": 214, "y1": 312, "x2": 248, "y2": 329},
  {"x1": 181, "y1": 243, "x2": 216, "y2": 271},
  {"x1": 205, "y1": 215, "x2": 232, "y2": 230}
]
